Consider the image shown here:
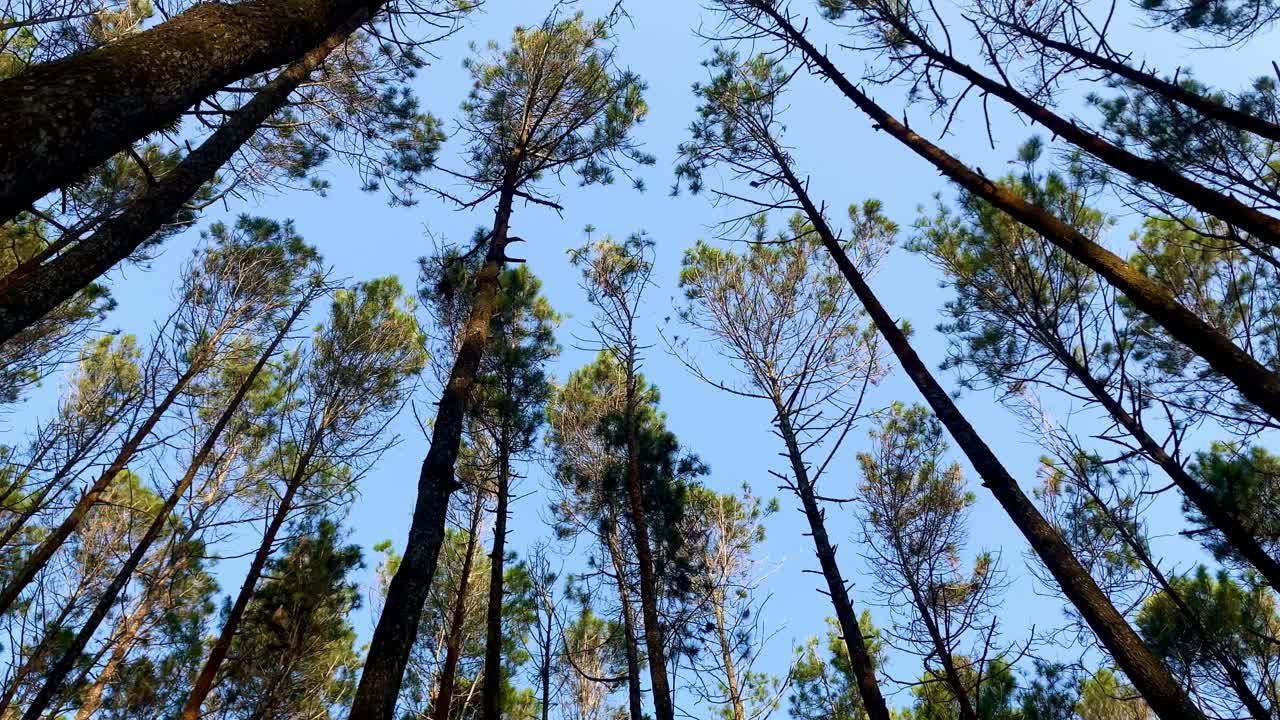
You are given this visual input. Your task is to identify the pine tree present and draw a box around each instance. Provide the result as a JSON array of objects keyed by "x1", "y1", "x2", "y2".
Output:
[
  {"x1": 675, "y1": 212, "x2": 892, "y2": 720},
  {"x1": 676, "y1": 46, "x2": 1201, "y2": 720},
  {"x1": 354, "y1": 15, "x2": 649, "y2": 716}
]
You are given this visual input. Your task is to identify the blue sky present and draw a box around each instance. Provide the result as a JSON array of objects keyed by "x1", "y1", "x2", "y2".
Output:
[{"x1": 23, "y1": 0, "x2": 1280, "y2": 714}]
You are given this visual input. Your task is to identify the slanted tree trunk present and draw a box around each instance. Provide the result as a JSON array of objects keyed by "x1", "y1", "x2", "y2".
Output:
[
  {"x1": 889, "y1": 536, "x2": 978, "y2": 720},
  {"x1": 0, "y1": 359, "x2": 204, "y2": 616},
  {"x1": 755, "y1": 2, "x2": 1280, "y2": 429},
  {"x1": 0, "y1": 9, "x2": 369, "y2": 346},
  {"x1": 0, "y1": 437, "x2": 109, "y2": 551},
  {"x1": 774, "y1": 405, "x2": 892, "y2": 720},
  {"x1": 179, "y1": 435, "x2": 324, "y2": 720},
  {"x1": 19, "y1": 303, "x2": 305, "y2": 720},
  {"x1": 603, "y1": 519, "x2": 645, "y2": 720},
  {"x1": 873, "y1": 13, "x2": 1280, "y2": 246},
  {"x1": 350, "y1": 164, "x2": 519, "y2": 720},
  {"x1": 1066, "y1": 460, "x2": 1273, "y2": 720},
  {"x1": 1044, "y1": 337, "x2": 1280, "y2": 593},
  {"x1": 767, "y1": 142, "x2": 1204, "y2": 720},
  {"x1": 432, "y1": 498, "x2": 485, "y2": 720},
  {"x1": 621, "y1": 356, "x2": 677, "y2": 720},
  {"x1": 0, "y1": 0, "x2": 383, "y2": 223},
  {"x1": 541, "y1": 633, "x2": 552, "y2": 720},
  {"x1": 481, "y1": 435, "x2": 511, "y2": 720},
  {"x1": 993, "y1": 20, "x2": 1280, "y2": 144}
]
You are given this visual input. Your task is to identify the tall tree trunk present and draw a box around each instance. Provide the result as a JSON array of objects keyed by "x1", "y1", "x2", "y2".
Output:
[
  {"x1": 349, "y1": 165, "x2": 519, "y2": 720},
  {"x1": 20, "y1": 303, "x2": 304, "y2": 720},
  {"x1": 1046, "y1": 340, "x2": 1280, "y2": 592},
  {"x1": 993, "y1": 20, "x2": 1280, "y2": 143},
  {"x1": 774, "y1": 405, "x2": 892, "y2": 720},
  {"x1": 0, "y1": 358, "x2": 203, "y2": 616},
  {"x1": 874, "y1": 12, "x2": 1280, "y2": 246},
  {"x1": 432, "y1": 498, "x2": 485, "y2": 720},
  {"x1": 755, "y1": 3, "x2": 1280, "y2": 426},
  {"x1": 712, "y1": 596, "x2": 747, "y2": 720},
  {"x1": 178, "y1": 433, "x2": 321, "y2": 720},
  {"x1": 0, "y1": 0, "x2": 383, "y2": 223},
  {"x1": 769, "y1": 145, "x2": 1204, "y2": 720},
  {"x1": 481, "y1": 435, "x2": 511, "y2": 720},
  {"x1": 622, "y1": 360, "x2": 676, "y2": 720},
  {"x1": 1068, "y1": 460, "x2": 1273, "y2": 720},
  {"x1": 894, "y1": 544, "x2": 978, "y2": 720},
  {"x1": 605, "y1": 520, "x2": 645, "y2": 720},
  {"x1": 0, "y1": 10, "x2": 368, "y2": 346}
]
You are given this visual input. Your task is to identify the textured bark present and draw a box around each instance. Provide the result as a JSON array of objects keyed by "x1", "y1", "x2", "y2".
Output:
[
  {"x1": 877, "y1": 15, "x2": 1280, "y2": 247},
  {"x1": 349, "y1": 171, "x2": 517, "y2": 720},
  {"x1": 759, "y1": 4, "x2": 1280, "y2": 426},
  {"x1": 769, "y1": 145, "x2": 1204, "y2": 720},
  {"x1": 0, "y1": 10, "x2": 369, "y2": 346},
  {"x1": 481, "y1": 439, "x2": 511, "y2": 720},
  {"x1": 178, "y1": 308, "x2": 326, "y2": 720},
  {"x1": 0, "y1": 0, "x2": 380, "y2": 223},
  {"x1": 0, "y1": 360, "x2": 201, "y2": 617},
  {"x1": 996, "y1": 21, "x2": 1280, "y2": 144},
  {"x1": 1048, "y1": 342, "x2": 1280, "y2": 593},
  {"x1": 622, "y1": 364, "x2": 676, "y2": 720},
  {"x1": 20, "y1": 304, "x2": 301, "y2": 720},
  {"x1": 775, "y1": 408, "x2": 892, "y2": 720},
  {"x1": 433, "y1": 498, "x2": 484, "y2": 720}
]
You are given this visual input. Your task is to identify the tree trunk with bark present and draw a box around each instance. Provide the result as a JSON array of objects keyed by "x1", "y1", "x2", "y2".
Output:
[
  {"x1": 878, "y1": 13, "x2": 1280, "y2": 246},
  {"x1": 622, "y1": 359, "x2": 676, "y2": 720},
  {"x1": 481, "y1": 436, "x2": 511, "y2": 720},
  {"x1": 349, "y1": 166, "x2": 519, "y2": 720},
  {"x1": 769, "y1": 145, "x2": 1204, "y2": 720},
  {"x1": 539, "y1": 602, "x2": 552, "y2": 720},
  {"x1": 179, "y1": 436, "x2": 321, "y2": 720},
  {"x1": 0, "y1": 0, "x2": 381, "y2": 223},
  {"x1": 73, "y1": 575, "x2": 158, "y2": 720},
  {"x1": 775, "y1": 406, "x2": 892, "y2": 720},
  {"x1": 0, "y1": 10, "x2": 369, "y2": 346},
  {"x1": 995, "y1": 20, "x2": 1280, "y2": 143},
  {"x1": 0, "y1": 359, "x2": 202, "y2": 616},
  {"x1": 1066, "y1": 457, "x2": 1273, "y2": 720},
  {"x1": 1047, "y1": 340, "x2": 1280, "y2": 593},
  {"x1": 0, "y1": 599, "x2": 79, "y2": 711},
  {"x1": 897, "y1": 551, "x2": 978, "y2": 720},
  {"x1": 756, "y1": 3, "x2": 1280, "y2": 428},
  {"x1": 712, "y1": 597, "x2": 747, "y2": 720}
]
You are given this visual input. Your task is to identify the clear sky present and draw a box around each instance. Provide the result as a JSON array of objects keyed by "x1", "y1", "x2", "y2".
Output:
[{"x1": 26, "y1": 0, "x2": 1280, "y2": 714}]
